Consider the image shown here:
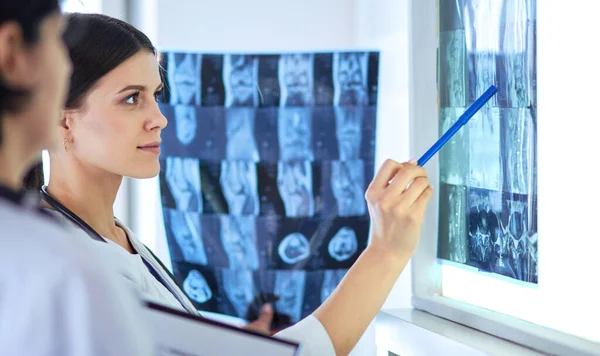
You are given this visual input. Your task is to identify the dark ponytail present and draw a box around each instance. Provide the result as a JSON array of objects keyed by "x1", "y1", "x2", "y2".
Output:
[{"x1": 21, "y1": 12, "x2": 156, "y2": 192}]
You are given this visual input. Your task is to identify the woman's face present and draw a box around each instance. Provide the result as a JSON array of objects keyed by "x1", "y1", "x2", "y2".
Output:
[
  {"x1": 1, "y1": 13, "x2": 71, "y2": 156},
  {"x1": 67, "y1": 51, "x2": 167, "y2": 178}
]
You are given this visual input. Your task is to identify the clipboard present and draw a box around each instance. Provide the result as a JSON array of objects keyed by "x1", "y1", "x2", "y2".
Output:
[{"x1": 143, "y1": 302, "x2": 302, "y2": 356}]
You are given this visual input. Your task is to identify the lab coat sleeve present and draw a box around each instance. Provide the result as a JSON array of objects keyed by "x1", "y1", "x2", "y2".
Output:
[
  {"x1": 274, "y1": 315, "x2": 336, "y2": 356},
  {"x1": 0, "y1": 248, "x2": 153, "y2": 356}
]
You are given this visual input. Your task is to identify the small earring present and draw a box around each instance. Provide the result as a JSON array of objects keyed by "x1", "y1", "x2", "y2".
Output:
[{"x1": 64, "y1": 139, "x2": 69, "y2": 152}]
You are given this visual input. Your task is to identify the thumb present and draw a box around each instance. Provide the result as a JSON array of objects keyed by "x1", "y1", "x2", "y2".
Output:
[
  {"x1": 258, "y1": 303, "x2": 274, "y2": 323},
  {"x1": 243, "y1": 303, "x2": 274, "y2": 335}
]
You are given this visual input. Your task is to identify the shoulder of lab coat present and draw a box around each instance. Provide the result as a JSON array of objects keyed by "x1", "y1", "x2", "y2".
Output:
[
  {"x1": 0, "y1": 202, "x2": 153, "y2": 356},
  {"x1": 274, "y1": 315, "x2": 335, "y2": 356}
]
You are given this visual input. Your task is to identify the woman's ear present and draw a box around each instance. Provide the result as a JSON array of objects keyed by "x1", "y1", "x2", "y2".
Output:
[{"x1": 61, "y1": 109, "x2": 78, "y2": 144}]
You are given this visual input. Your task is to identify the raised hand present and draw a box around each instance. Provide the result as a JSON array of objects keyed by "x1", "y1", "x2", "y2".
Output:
[{"x1": 365, "y1": 159, "x2": 433, "y2": 260}]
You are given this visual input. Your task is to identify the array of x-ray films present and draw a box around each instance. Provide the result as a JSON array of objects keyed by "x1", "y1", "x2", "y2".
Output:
[
  {"x1": 157, "y1": 51, "x2": 379, "y2": 326},
  {"x1": 437, "y1": 0, "x2": 538, "y2": 284}
]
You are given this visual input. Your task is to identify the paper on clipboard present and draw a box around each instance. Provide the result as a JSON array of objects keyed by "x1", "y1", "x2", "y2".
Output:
[{"x1": 143, "y1": 302, "x2": 302, "y2": 356}]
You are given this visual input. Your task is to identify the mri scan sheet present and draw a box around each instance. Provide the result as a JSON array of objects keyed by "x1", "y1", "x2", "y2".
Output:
[
  {"x1": 436, "y1": 0, "x2": 538, "y2": 284},
  {"x1": 158, "y1": 50, "x2": 379, "y2": 327}
]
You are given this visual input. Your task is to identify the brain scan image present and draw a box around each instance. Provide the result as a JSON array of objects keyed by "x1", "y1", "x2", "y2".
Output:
[
  {"x1": 277, "y1": 161, "x2": 315, "y2": 218},
  {"x1": 223, "y1": 54, "x2": 259, "y2": 107},
  {"x1": 334, "y1": 106, "x2": 363, "y2": 160},
  {"x1": 278, "y1": 54, "x2": 314, "y2": 106},
  {"x1": 167, "y1": 52, "x2": 201, "y2": 105},
  {"x1": 183, "y1": 270, "x2": 212, "y2": 304},
  {"x1": 328, "y1": 227, "x2": 358, "y2": 262},
  {"x1": 274, "y1": 270, "x2": 306, "y2": 323},
  {"x1": 165, "y1": 157, "x2": 202, "y2": 212},
  {"x1": 168, "y1": 210, "x2": 207, "y2": 265},
  {"x1": 219, "y1": 215, "x2": 259, "y2": 270},
  {"x1": 173, "y1": 105, "x2": 197, "y2": 146},
  {"x1": 320, "y1": 269, "x2": 347, "y2": 303},
  {"x1": 331, "y1": 160, "x2": 366, "y2": 217},
  {"x1": 278, "y1": 232, "x2": 311, "y2": 265},
  {"x1": 222, "y1": 269, "x2": 256, "y2": 318},
  {"x1": 332, "y1": 52, "x2": 368, "y2": 106},
  {"x1": 278, "y1": 108, "x2": 314, "y2": 161},
  {"x1": 220, "y1": 161, "x2": 259, "y2": 216},
  {"x1": 225, "y1": 109, "x2": 260, "y2": 161}
]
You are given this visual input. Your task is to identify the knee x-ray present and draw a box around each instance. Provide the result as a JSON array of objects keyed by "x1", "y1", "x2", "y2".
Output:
[
  {"x1": 220, "y1": 160, "x2": 259, "y2": 215},
  {"x1": 437, "y1": 0, "x2": 538, "y2": 284},
  {"x1": 167, "y1": 53, "x2": 201, "y2": 106},
  {"x1": 159, "y1": 50, "x2": 379, "y2": 323},
  {"x1": 277, "y1": 161, "x2": 315, "y2": 218},
  {"x1": 220, "y1": 215, "x2": 259, "y2": 270},
  {"x1": 223, "y1": 54, "x2": 259, "y2": 107},
  {"x1": 165, "y1": 157, "x2": 202, "y2": 212},
  {"x1": 330, "y1": 160, "x2": 367, "y2": 217},
  {"x1": 166, "y1": 210, "x2": 207, "y2": 265},
  {"x1": 278, "y1": 54, "x2": 314, "y2": 107}
]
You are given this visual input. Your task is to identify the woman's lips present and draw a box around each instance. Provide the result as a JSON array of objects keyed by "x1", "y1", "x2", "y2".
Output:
[{"x1": 137, "y1": 142, "x2": 161, "y2": 154}]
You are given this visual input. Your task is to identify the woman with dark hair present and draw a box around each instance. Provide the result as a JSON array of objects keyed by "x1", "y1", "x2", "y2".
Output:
[
  {"x1": 26, "y1": 12, "x2": 433, "y2": 356},
  {"x1": 0, "y1": 1, "x2": 152, "y2": 354}
]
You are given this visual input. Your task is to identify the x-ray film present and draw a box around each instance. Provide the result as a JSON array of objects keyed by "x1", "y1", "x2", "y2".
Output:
[
  {"x1": 159, "y1": 51, "x2": 379, "y2": 326},
  {"x1": 436, "y1": 0, "x2": 538, "y2": 284}
]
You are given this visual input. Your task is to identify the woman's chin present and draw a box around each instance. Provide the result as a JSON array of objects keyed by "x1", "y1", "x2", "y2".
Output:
[{"x1": 127, "y1": 165, "x2": 161, "y2": 179}]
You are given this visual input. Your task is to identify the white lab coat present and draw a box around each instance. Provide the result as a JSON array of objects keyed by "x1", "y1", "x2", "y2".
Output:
[
  {"x1": 0, "y1": 196, "x2": 153, "y2": 356},
  {"x1": 47, "y1": 211, "x2": 336, "y2": 356}
]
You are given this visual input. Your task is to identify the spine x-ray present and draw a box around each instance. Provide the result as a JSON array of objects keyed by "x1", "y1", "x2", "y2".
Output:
[
  {"x1": 158, "y1": 50, "x2": 379, "y2": 327},
  {"x1": 437, "y1": 0, "x2": 538, "y2": 284}
]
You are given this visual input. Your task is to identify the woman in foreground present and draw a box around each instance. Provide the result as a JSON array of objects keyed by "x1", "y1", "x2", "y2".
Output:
[{"x1": 1, "y1": 2, "x2": 151, "y2": 354}]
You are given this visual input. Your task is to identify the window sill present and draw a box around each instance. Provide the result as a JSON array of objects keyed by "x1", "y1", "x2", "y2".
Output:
[{"x1": 376, "y1": 308, "x2": 546, "y2": 356}]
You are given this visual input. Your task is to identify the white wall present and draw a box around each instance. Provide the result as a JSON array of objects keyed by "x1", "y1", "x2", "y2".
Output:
[
  {"x1": 354, "y1": 0, "x2": 413, "y2": 310},
  {"x1": 154, "y1": 0, "x2": 357, "y2": 51}
]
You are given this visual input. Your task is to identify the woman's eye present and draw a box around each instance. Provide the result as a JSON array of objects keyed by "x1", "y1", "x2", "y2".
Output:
[{"x1": 124, "y1": 93, "x2": 139, "y2": 105}]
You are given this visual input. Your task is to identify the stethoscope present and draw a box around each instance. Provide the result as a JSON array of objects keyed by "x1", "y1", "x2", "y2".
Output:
[
  {"x1": 40, "y1": 186, "x2": 202, "y2": 316},
  {"x1": 39, "y1": 185, "x2": 177, "y2": 292},
  {"x1": 40, "y1": 186, "x2": 106, "y2": 243}
]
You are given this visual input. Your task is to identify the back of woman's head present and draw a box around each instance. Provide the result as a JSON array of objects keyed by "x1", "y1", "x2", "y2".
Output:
[
  {"x1": 0, "y1": 0, "x2": 60, "y2": 141},
  {"x1": 22, "y1": 12, "x2": 157, "y2": 191}
]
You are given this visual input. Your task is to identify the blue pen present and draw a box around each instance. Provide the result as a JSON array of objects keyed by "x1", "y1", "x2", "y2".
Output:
[{"x1": 417, "y1": 85, "x2": 498, "y2": 166}]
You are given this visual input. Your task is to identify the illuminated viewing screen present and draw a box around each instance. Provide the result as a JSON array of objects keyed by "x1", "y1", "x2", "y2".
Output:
[{"x1": 436, "y1": 0, "x2": 537, "y2": 285}]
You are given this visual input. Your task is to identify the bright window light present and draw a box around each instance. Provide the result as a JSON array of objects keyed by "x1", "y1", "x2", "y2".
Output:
[
  {"x1": 60, "y1": 0, "x2": 102, "y2": 13},
  {"x1": 439, "y1": 0, "x2": 600, "y2": 344}
]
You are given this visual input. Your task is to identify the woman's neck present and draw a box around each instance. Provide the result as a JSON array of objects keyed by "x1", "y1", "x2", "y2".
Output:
[{"x1": 46, "y1": 157, "x2": 128, "y2": 248}]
